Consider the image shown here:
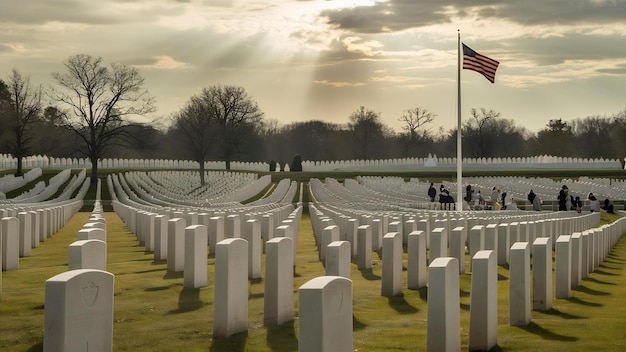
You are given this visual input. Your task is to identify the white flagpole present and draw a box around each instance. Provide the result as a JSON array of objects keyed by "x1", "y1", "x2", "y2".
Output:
[{"x1": 456, "y1": 30, "x2": 463, "y2": 212}]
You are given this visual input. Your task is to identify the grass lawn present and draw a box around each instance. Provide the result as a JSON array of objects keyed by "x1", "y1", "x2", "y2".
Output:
[{"x1": 1, "y1": 209, "x2": 625, "y2": 351}]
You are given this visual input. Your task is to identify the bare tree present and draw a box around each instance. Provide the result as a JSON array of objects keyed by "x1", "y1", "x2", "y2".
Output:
[
  {"x1": 5, "y1": 69, "x2": 42, "y2": 176},
  {"x1": 198, "y1": 85, "x2": 264, "y2": 170},
  {"x1": 50, "y1": 54, "x2": 155, "y2": 182},
  {"x1": 398, "y1": 107, "x2": 435, "y2": 157},
  {"x1": 171, "y1": 95, "x2": 218, "y2": 185},
  {"x1": 348, "y1": 106, "x2": 385, "y2": 160},
  {"x1": 465, "y1": 108, "x2": 500, "y2": 157}
]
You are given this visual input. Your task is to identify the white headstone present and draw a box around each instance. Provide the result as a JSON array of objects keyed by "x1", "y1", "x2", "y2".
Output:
[
  {"x1": 407, "y1": 231, "x2": 427, "y2": 289},
  {"x1": 298, "y1": 276, "x2": 353, "y2": 352},
  {"x1": 356, "y1": 225, "x2": 371, "y2": 270},
  {"x1": 381, "y1": 232, "x2": 402, "y2": 297},
  {"x1": 555, "y1": 235, "x2": 572, "y2": 299},
  {"x1": 264, "y1": 237, "x2": 294, "y2": 326},
  {"x1": 427, "y1": 257, "x2": 460, "y2": 352},
  {"x1": 167, "y1": 218, "x2": 186, "y2": 273},
  {"x1": 1, "y1": 217, "x2": 19, "y2": 271},
  {"x1": 326, "y1": 241, "x2": 351, "y2": 279},
  {"x1": 320, "y1": 225, "x2": 339, "y2": 262},
  {"x1": 17, "y1": 212, "x2": 32, "y2": 257},
  {"x1": 154, "y1": 215, "x2": 169, "y2": 261},
  {"x1": 208, "y1": 216, "x2": 224, "y2": 256},
  {"x1": 469, "y1": 250, "x2": 498, "y2": 351},
  {"x1": 68, "y1": 240, "x2": 107, "y2": 271},
  {"x1": 184, "y1": 225, "x2": 208, "y2": 288},
  {"x1": 243, "y1": 219, "x2": 262, "y2": 279},
  {"x1": 44, "y1": 269, "x2": 114, "y2": 352},
  {"x1": 213, "y1": 238, "x2": 248, "y2": 338},
  {"x1": 77, "y1": 228, "x2": 106, "y2": 242},
  {"x1": 509, "y1": 242, "x2": 531, "y2": 326}
]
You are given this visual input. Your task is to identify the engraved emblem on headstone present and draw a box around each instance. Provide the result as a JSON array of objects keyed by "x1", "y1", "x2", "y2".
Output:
[{"x1": 81, "y1": 281, "x2": 99, "y2": 307}]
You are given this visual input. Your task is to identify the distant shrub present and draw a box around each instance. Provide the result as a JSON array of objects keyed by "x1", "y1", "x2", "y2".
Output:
[
  {"x1": 291, "y1": 155, "x2": 303, "y2": 172},
  {"x1": 269, "y1": 160, "x2": 277, "y2": 172}
]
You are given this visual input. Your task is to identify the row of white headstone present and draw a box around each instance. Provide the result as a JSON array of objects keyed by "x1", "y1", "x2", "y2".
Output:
[
  {"x1": 301, "y1": 155, "x2": 624, "y2": 171},
  {"x1": 109, "y1": 171, "x2": 271, "y2": 208},
  {"x1": 307, "y1": 200, "x2": 626, "y2": 351},
  {"x1": 111, "y1": 198, "x2": 337, "y2": 340},
  {"x1": 0, "y1": 168, "x2": 42, "y2": 195},
  {"x1": 108, "y1": 174, "x2": 358, "y2": 349},
  {"x1": 0, "y1": 153, "x2": 271, "y2": 172},
  {"x1": 1, "y1": 200, "x2": 84, "y2": 283},
  {"x1": 43, "y1": 200, "x2": 113, "y2": 351}
]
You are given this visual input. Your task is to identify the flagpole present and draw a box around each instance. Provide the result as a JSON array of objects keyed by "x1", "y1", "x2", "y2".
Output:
[{"x1": 456, "y1": 30, "x2": 463, "y2": 212}]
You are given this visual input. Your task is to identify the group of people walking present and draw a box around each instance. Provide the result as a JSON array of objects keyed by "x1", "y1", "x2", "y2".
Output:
[{"x1": 426, "y1": 182, "x2": 613, "y2": 213}]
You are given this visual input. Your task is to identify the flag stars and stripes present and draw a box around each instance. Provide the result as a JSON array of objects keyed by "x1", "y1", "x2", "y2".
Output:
[{"x1": 462, "y1": 43, "x2": 499, "y2": 83}]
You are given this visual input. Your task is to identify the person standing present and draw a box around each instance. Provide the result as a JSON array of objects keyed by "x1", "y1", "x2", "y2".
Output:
[
  {"x1": 428, "y1": 183, "x2": 436, "y2": 202},
  {"x1": 574, "y1": 196, "x2": 582, "y2": 213},
  {"x1": 558, "y1": 185, "x2": 568, "y2": 211},
  {"x1": 490, "y1": 187, "x2": 499, "y2": 205},
  {"x1": 465, "y1": 184, "x2": 474, "y2": 203},
  {"x1": 528, "y1": 189, "x2": 541, "y2": 211},
  {"x1": 588, "y1": 193, "x2": 600, "y2": 212}
]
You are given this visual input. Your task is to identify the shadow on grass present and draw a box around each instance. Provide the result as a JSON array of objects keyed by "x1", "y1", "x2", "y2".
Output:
[
  {"x1": 418, "y1": 286, "x2": 428, "y2": 301},
  {"x1": 26, "y1": 341, "x2": 43, "y2": 352},
  {"x1": 353, "y1": 314, "x2": 367, "y2": 330},
  {"x1": 517, "y1": 321, "x2": 578, "y2": 341},
  {"x1": 607, "y1": 254, "x2": 626, "y2": 262},
  {"x1": 267, "y1": 320, "x2": 298, "y2": 352},
  {"x1": 460, "y1": 302, "x2": 470, "y2": 311},
  {"x1": 163, "y1": 271, "x2": 184, "y2": 280},
  {"x1": 573, "y1": 285, "x2": 610, "y2": 296},
  {"x1": 210, "y1": 331, "x2": 248, "y2": 352},
  {"x1": 359, "y1": 268, "x2": 381, "y2": 281},
  {"x1": 250, "y1": 278, "x2": 263, "y2": 285},
  {"x1": 565, "y1": 296, "x2": 603, "y2": 307},
  {"x1": 583, "y1": 276, "x2": 617, "y2": 286},
  {"x1": 145, "y1": 283, "x2": 179, "y2": 292},
  {"x1": 498, "y1": 273, "x2": 508, "y2": 281},
  {"x1": 169, "y1": 287, "x2": 203, "y2": 313},
  {"x1": 387, "y1": 293, "x2": 418, "y2": 314},
  {"x1": 542, "y1": 308, "x2": 585, "y2": 319},
  {"x1": 593, "y1": 269, "x2": 619, "y2": 276},
  {"x1": 135, "y1": 268, "x2": 165, "y2": 274},
  {"x1": 249, "y1": 292, "x2": 264, "y2": 300},
  {"x1": 132, "y1": 257, "x2": 153, "y2": 262}
]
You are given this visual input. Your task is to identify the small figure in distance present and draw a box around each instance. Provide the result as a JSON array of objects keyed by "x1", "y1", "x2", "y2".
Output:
[
  {"x1": 574, "y1": 196, "x2": 582, "y2": 213},
  {"x1": 528, "y1": 189, "x2": 542, "y2": 211},
  {"x1": 558, "y1": 185, "x2": 568, "y2": 211},
  {"x1": 588, "y1": 193, "x2": 600, "y2": 213},
  {"x1": 602, "y1": 198, "x2": 615, "y2": 213},
  {"x1": 428, "y1": 182, "x2": 436, "y2": 202}
]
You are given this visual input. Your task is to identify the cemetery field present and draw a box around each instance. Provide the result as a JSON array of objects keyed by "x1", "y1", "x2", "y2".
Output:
[
  {"x1": 261, "y1": 169, "x2": 626, "y2": 183},
  {"x1": 1, "y1": 210, "x2": 626, "y2": 351}
]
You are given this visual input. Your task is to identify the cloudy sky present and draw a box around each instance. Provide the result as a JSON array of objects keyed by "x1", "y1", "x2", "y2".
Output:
[{"x1": 1, "y1": 0, "x2": 625, "y2": 133}]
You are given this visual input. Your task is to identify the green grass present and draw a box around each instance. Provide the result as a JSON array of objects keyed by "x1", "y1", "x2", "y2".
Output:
[{"x1": 1, "y1": 209, "x2": 625, "y2": 351}]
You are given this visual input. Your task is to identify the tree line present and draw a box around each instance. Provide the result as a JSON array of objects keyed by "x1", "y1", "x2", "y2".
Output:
[{"x1": 1, "y1": 54, "x2": 625, "y2": 183}]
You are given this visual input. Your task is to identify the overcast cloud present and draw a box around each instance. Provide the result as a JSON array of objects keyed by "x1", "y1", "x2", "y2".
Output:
[{"x1": 1, "y1": 0, "x2": 625, "y2": 133}]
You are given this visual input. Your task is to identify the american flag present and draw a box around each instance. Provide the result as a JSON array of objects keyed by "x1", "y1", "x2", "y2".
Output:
[{"x1": 462, "y1": 43, "x2": 499, "y2": 83}]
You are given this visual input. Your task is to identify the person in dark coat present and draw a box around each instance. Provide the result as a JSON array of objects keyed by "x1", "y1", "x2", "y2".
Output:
[
  {"x1": 528, "y1": 189, "x2": 541, "y2": 211},
  {"x1": 558, "y1": 185, "x2": 568, "y2": 211},
  {"x1": 428, "y1": 183, "x2": 436, "y2": 202}
]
